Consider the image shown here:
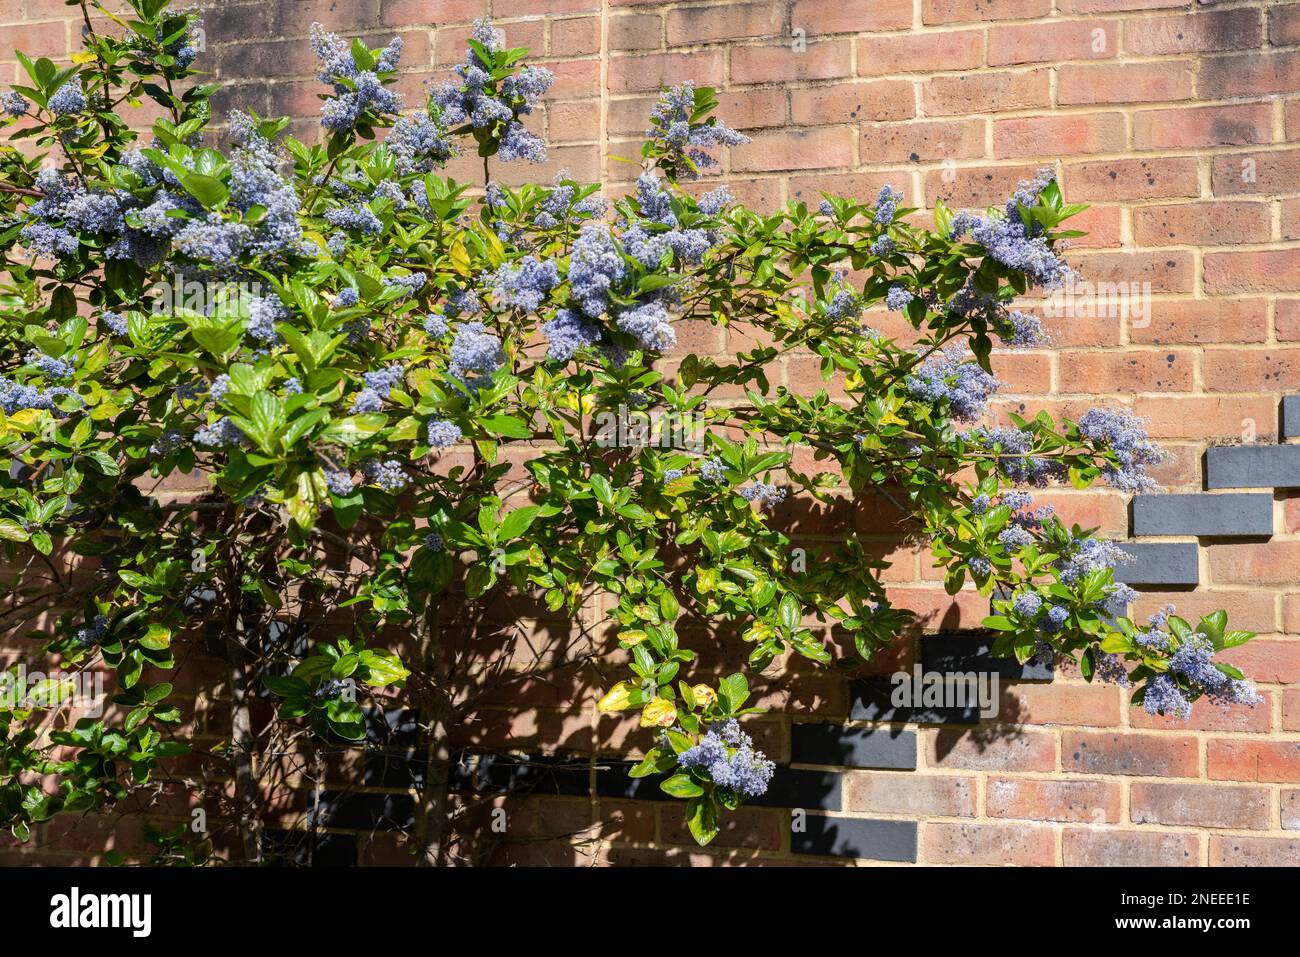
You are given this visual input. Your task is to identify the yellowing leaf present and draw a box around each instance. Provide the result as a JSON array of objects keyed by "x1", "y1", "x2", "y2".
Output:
[
  {"x1": 640, "y1": 697, "x2": 677, "y2": 728},
  {"x1": 597, "y1": 681, "x2": 636, "y2": 713}
]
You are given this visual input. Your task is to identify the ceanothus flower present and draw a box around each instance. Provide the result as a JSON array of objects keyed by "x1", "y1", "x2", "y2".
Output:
[
  {"x1": 616, "y1": 301, "x2": 675, "y2": 352},
  {"x1": 738, "y1": 481, "x2": 786, "y2": 510},
  {"x1": 387, "y1": 110, "x2": 456, "y2": 174},
  {"x1": 677, "y1": 719, "x2": 774, "y2": 797},
  {"x1": 489, "y1": 256, "x2": 559, "y2": 313},
  {"x1": 449, "y1": 321, "x2": 504, "y2": 385},
  {"x1": 363, "y1": 458, "x2": 408, "y2": 492},
  {"x1": 101, "y1": 311, "x2": 128, "y2": 336},
  {"x1": 1012, "y1": 591, "x2": 1042, "y2": 618},
  {"x1": 699, "y1": 457, "x2": 726, "y2": 482},
  {"x1": 1041, "y1": 604, "x2": 1069, "y2": 633},
  {"x1": 325, "y1": 203, "x2": 382, "y2": 235},
  {"x1": 874, "y1": 185, "x2": 903, "y2": 224},
  {"x1": 0, "y1": 377, "x2": 77, "y2": 414},
  {"x1": 646, "y1": 82, "x2": 749, "y2": 177},
  {"x1": 193, "y1": 417, "x2": 246, "y2": 448},
  {"x1": 885, "y1": 286, "x2": 913, "y2": 311},
  {"x1": 425, "y1": 532, "x2": 444, "y2": 551},
  {"x1": 49, "y1": 79, "x2": 87, "y2": 116},
  {"x1": 350, "y1": 389, "x2": 383, "y2": 414},
  {"x1": 635, "y1": 171, "x2": 677, "y2": 227},
  {"x1": 310, "y1": 23, "x2": 403, "y2": 132},
  {"x1": 1056, "y1": 537, "x2": 1133, "y2": 585},
  {"x1": 334, "y1": 287, "x2": 359, "y2": 309},
  {"x1": 567, "y1": 226, "x2": 625, "y2": 317},
  {"x1": 423, "y1": 314, "x2": 449, "y2": 338},
  {"x1": 1143, "y1": 673, "x2": 1191, "y2": 719},
  {"x1": 905, "y1": 348, "x2": 1001, "y2": 422},
  {"x1": 967, "y1": 556, "x2": 991, "y2": 577},
  {"x1": 148, "y1": 430, "x2": 184, "y2": 456},
  {"x1": 1077, "y1": 408, "x2": 1161, "y2": 492},
  {"x1": 2, "y1": 91, "x2": 27, "y2": 117},
  {"x1": 363, "y1": 363, "x2": 406, "y2": 399},
  {"x1": 73, "y1": 614, "x2": 108, "y2": 647},
  {"x1": 325, "y1": 469, "x2": 355, "y2": 496},
  {"x1": 541, "y1": 309, "x2": 601, "y2": 362},
  {"x1": 426, "y1": 418, "x2": 462, "y2": 449},
  {"x1": 697, "y1": 185, "x2": 734, "y2": 216},
  {"x1": 20, "y1": 222, "x2": 79, "y2": 257},
  {"x1": 25, "y1": 350, "x2": 75, "y2": 380},
  {"x1": 384, "y1": 271, "x2": 426, "y2": 299},
  {"x1": 246, "y1": 294, "x2": 288, "y2": 343}
]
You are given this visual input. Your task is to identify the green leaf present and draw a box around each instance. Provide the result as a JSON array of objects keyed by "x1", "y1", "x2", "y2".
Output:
[{"x1": 660, "y1": 773, "x2": 705, "y2": 798}]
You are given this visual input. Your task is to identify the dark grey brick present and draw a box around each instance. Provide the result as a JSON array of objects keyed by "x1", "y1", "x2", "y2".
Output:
[
  {"x1": 747, "y1": 767, "x2": 842, "y2": 811},
  {"x1": 922, "y1": 633, "x2": 1054, "y2": 681},
  {"x1": 1112, "y1": 541, "x2": 1199, "y2": 586},
  {"x1": 791, "y1": 724, "x2": 917, "y2": 770},
  {"x1": 790, "y1": 815, "x2": 917, "y2": 862},
  {"x1": 850, "y1": 677, "x2": 980, "y2": 725},
  {"x1": 1283, "y1": 396, "x2": 1300, "y2": 439},
  {"x1": 1131, "y1": 492, "x2": 1273, "y2": 538},
  {"x1": 595, "y1": 761, "x2": 843, "y2": 810},
  {"x1": 308, "y1": 791, "x2": 414, "y2": 831},
  {"x1": 1206, "y1": 444, "x2": 1300, "y2": 489},
  {"x1": 473, "y1": 753, "x2": 591, "y2": 796}
]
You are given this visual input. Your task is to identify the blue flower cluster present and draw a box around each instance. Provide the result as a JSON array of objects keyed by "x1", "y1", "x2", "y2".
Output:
[
  {"x1": 616, "y1": 301, "x2": 675, "y2": 353},
  {"x1": 449, "y1": 321, "x2": 504, "y2": 388},
  {"x1": 2, "y1": 91, "x2": 27, "y2": 118},
  {"x1": 363, "y1": 458, "x2": 408, "y2": 492},
  {"x1": 426, "y1": 418, "x2": 462, "y2": 450},
  {"x1": 905, "y1": 348, "x2": 1001, "y2": 422},
  {"x1": 541, "y1": 308, "x2": 602, "y2": 362},
  {"x1": 884, "y1": 285, "x2": 912, "y2": 311},
  {"x1": 193, "y1": 417, "x2": 246, "y2": 448},
  {"x1": 246, "y1": 293, "x2": 288, "y2": 343},
  {"x1": 874, "y1": 185, "x2": 903, "y2": 224},
  {"x1": 0, "y1": 376, "x2": 76, "y2": 414},
  {"x1": 738, "y1": 481, "x2": 787, "y2": 510},
  {"x1": 1077, "y1": 407, "x2": 1161, "y2": 492},
  {"x1": 387, "y1": 110, "x2": 456, "y2": 174},
  {"x1": 489, "y1": 256, "x2": 558, "y2": 313},
  {"x1": 645, "y1": 83, "x2": 749, "y2": 177},
  {"x1": 311, "y1": 24, "x2": 403, "y2": 132},
  {"x1": 49, "y1": 79, "x2": 86, "y2": 116},
  {"x1": 949, "y1": 170, "x2": 1071, "y2": 289},
  {"x1": 677, "y1": 719, "x2": 775, "y2": 798},
  {"x1": 325, "y1": 469, "x2": 355, "y2": 496},
  {"x1": 431, "y1": 20, "x2": 552, "y2": 164},
  {"x1": 567, "y1": 226, "x2": 625, "y2": 317}
]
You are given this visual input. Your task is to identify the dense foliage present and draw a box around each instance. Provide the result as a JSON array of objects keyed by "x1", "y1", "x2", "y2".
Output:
[{"x1": 0, "y1": 1, "x2": 1259, "y2": 859}]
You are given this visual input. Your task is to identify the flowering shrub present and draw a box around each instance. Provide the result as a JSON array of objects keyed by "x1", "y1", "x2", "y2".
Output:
[{"x1": 0, "y1": 1, "x2": 1259, "y2": 859}]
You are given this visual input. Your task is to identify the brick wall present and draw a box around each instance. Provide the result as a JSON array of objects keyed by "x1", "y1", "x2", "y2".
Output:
[{"x1": 4, "y1": 0, "x2": 1300, "y2": 866}]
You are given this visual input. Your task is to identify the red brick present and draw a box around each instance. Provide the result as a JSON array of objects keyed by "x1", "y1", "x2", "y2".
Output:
[
  {"x1": 609, "y1": 13, "x2": 661, "y2": 51},
  {"x1": 923, "y1": 69, "x2": 1050, "y2": 115},
  {"x1": 1213, "y1": 149, "x2": 1300, "y2": 198},
  {"x1": 1132, "y1": 299, "x2": 1269, "y2": 346},
  {"x1": 1132, "y1": 782, "x2": 1272, "y2": 830},
  {"x1": 856, "y1": 30, "x2": 983, "y2": 76},
  {"x1": 1059, "y1": 0, "x2": 1184, "y2": 10},
  {"x1": 989, "y1": 20, "x2": 1116, "y2": 66},
  {"x1": 923, "y1": 0, "x2": 1050, "y2": 24},
  {"x1": 665, "y1": 3, "x2": 782, "y2": 44},
  {"x1": 1210, "y1": 835, "x2": 1300, "y2": 867},
  {"x1": 1210, "y1": 541, "x2": 1300, "y2": 585},
  {"x1": 994, "y1": 114, "x2": 1125, "y2": 159},
  {"x1": 1202, "y1": 344, "x2": 1300, "y2": 391},
  {"x1": 922, "y1": 822, "x2": 1056, "y2": 866},
  {"x1": 790, "y1": 80, "x2": 915, "y2": 124},
  {"x1": 998, "y1": 682, "x2": 1123, "y2": 727},
  {"x1": 550, "y1": 17, "x2": 602, "y2": 57},
  {"x1": 1062, "y1": 731, "x2": 1199, "y2": 777},
  {"x1": 1134, "y1": 103, "x2": 1273, "y2": 150},
  {"x1": 1220, "y1": 639, "x2": 1300, "y2": 685},
  {"x1": 866, "y1": 119, "x2": 985, "y2": 164},
  {"x1": 1060, "y1": 349, "x2": 1193, "y2": 393},
  {"x1": 1199, "y1": 51, "x2": 1300, "y2": 98},
  {"x1": 1126, "y1": 9, "x2": 1263, "y2": 55},
  {"x1": 731, "y1": 40, "x2": 852, "y2": 85},
  {"x1": 1059, "y1": 62, "x2": 1194, "y2": 105},
  {"x1": 1279, "y1": 300, "x2": 1300, "y2": 341},
  {"x1": 843, "y1": 771, "x2": 977, "y2": 817},
  {"x1": 926, "y1": 164, "x2": 1046, "y2": 209},
  {"x1": 987, "y1": 778, "x2": 1122, "y2": 823},
  {"x1": 0, "y1": 20, "x2": 67, "y2": 60},
  {"x1": 1209, "y1": 740, "x2": 1300, "y2": 783},
  {"x1": 608, "y1": 51, "x2": 724, "y2": 93},
  {"x1": 795, "y1": 0, "x2": 913, "y2": 33},
  {"x1": 1285, "y1": 789, "x2": 1300, "y2": 830},
  {"x1": 1133, "y1": 203, "x2": 1271, "y2": 247},
  {"x1": 732, "y1": 127, "x2": 854, "y2": 172},
  {"x1": 662, "y1": 804, "x2": 782, "y2": 850},
  {"x1": 1129, "y1": 690, "x2": 1273, "y2": 734},
  {"x1": 1063, "y1": 829, "x2": 1200, "y2": 867},
  {"x1": 1273, "y1": 5, "x2": 1300, "y2": 45},
  {"x1": 1068, "y1": 251, "x2": 1194, "y2": 294},
  {"x1": 381, "y1": 0, "x2": 486, "y2": 25},
  {"x1": 1133, "y1": 394, "x2": 1274, "y2": 440},
  {"x1": 925, "y1": 728, "x2": 1057, "y2": 772},
  {"x1": 1065, "y1": 157, "x2": 1200, "y2": 203}
]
